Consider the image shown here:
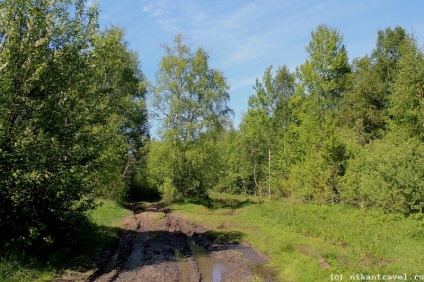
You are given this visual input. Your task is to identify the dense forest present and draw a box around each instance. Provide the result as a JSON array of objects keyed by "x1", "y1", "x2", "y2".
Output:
[{"x1": 1, "y1": 0, "x2": 424, "y2": 256}]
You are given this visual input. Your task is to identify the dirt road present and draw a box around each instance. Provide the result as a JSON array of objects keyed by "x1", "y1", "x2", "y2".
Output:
[{"x1": 87, "y1": 203, "x2": 278, "y2": 282}]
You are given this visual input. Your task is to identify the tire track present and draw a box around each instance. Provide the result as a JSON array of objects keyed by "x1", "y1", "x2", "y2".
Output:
[{"x1": 89, "y1": 203, "x2": 276, "y2": 282}]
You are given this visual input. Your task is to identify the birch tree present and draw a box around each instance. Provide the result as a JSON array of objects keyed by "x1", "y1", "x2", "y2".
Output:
[{"x1": 152, "y1": 34, "x2": 232, "y2": 200}]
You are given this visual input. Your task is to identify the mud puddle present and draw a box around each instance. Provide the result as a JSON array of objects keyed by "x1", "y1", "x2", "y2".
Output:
[
  {"x1": 187, "y1": 240, "x2": 231, "y2": 282},
  {"x1": 188, "y1": 240, "x2": 214, "y2": 281},
  {"x1": 88, "y1": 203, "x2": 279, "y2": 282}
]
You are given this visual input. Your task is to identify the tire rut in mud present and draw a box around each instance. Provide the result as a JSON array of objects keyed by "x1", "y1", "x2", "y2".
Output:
[{"x1": 89, "y1": 203, "x2": 277, "y2": 282}]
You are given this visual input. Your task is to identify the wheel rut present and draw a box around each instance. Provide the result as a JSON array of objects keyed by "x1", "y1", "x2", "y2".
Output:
[{"x1": 88, "y1": 203, "x2": 278, "y2": 282}]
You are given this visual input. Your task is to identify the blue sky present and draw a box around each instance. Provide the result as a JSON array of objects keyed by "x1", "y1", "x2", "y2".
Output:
[{"x1": 92, "y1": 0, "x2": 424, "y2": 131}]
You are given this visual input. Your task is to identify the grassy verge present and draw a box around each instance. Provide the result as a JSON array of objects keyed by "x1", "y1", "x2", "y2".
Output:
[
  {"x1": 170, "y1": 192, "x2": 424, "y2": 281},
  {"x1": 0, "y1": 199, "x2": 130, "y2": 282},
  {"x1": 90, "y1": 199, "x2": 131, "y2": 227},
  {"x1": 0, "y1": 257, "x2": 52, "y2": 282}
]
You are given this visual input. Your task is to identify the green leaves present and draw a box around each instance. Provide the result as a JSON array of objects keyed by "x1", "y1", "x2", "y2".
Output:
[
  {"x1": 151, "y1": 34, "x2": 232, "y2": 200},
  {"x1": 300, "y1": 24, "x2": 351, "y2": 101},
  {"x1": 341, "y1": 133, "x2": 424, "y2": 214},
  {"x1": 233, "y1": 66, "x2": 295, "y2": 197},
  {"x1": 87, "y1": 26, "x2": 149, "y2": 201},
  {"x1": 0, "y1": 0, "x2": 97, "y2": 247},
  {"x1": 280, "y1": 25, "x2": 352, "y2": 202},
  {"x1": 389, "y1": 35, "x2": 424, "y2": 139},
  {"x1": 0, "y1": 0, "x2": 149, "y2": 250}
]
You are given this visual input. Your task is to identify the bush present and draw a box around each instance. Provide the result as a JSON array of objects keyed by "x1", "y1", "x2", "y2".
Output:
[{"x1": 341, "y1": 133, "x2": 424, "y2": 214}]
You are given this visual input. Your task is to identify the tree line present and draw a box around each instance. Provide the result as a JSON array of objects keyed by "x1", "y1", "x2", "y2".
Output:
[
  {"x1": 147, "y1": 23, "x2": 424, "y2": 217},
  {"x1": 213, "y1": 25, "x2": 424, "y2": 216},
  {"x1": 1, "y1": 0, "x2": 423, "y2": 253}
]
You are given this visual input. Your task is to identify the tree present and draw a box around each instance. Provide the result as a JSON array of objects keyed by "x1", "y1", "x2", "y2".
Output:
[
  {"x1": 372, "y1": 26, "x2": 407, "y2": 87},
  {"x1": 239, "y1": 65, "x2": 294, "y2": 198},
  {"x1": 340, "y1": 35, "x2": 424, "y2": 214},
  {"x1": 0, "y1": 0, "x2": 149, "y2": 251},
  {"x1": 298, "y1": 24, "x2": 351, "y2": 111},
  {"x1": 340, "y1": 27, "x2": 410, "y2": 145},
  {"x1": 88, "y1": 26, "x2": 149, "y2": 201},
  {"x1": 238, "y1": 111, "x2": 268, "y2": 196},
  {"x1": 215, "y1": 128, "x2": 251, "y2": 194},
  {"x1": 388, "y1": 33, "x2": 424, "y2": 139},
  {"x1": 287, "y1": 24, "x2": 350, "y2": 202},
  {"x1": 295, "y1": 24, "x2": 350, "y2": 152},
  {"x1": 0, "y1": 0, "x2": 99, "y2": 249},
  {"x1": 340, "y1": 56, "x2": 386, "y2": 144},
  {"x1": 151, "y1": 34, "x2": 232, "y2": 200}
]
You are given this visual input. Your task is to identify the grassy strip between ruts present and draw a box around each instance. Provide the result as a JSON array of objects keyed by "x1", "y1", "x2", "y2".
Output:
[
  {"x1": 170, "y1": 192, "x2": 424, "y2": 282},
  {"x1": 0, "y1": 199, "x2": 131, "y2": 282}
]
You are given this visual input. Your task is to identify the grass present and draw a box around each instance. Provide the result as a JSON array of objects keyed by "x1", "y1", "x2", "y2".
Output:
[
  {"x1": 90, "y1": 199, "x2": 131, "y2": 227},
  {"x1": 170, "y1": 192, "x2": 424, "y2": 281},
  {"x1": 0, "y1": 257, "x2": 52, "y2": 282},
  {"x1": 0, "y1": 199, "x2": 131, "y2": 282}
]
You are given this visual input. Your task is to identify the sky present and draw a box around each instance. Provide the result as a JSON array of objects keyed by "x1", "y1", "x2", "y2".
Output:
[{"x1": 91, "y1": 0, "x2": 424, "y2": 131}]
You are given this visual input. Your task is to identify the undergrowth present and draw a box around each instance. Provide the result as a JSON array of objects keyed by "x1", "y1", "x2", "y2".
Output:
[{"x1": 0, "y1": 199, "x2": 130, "y2": 282}]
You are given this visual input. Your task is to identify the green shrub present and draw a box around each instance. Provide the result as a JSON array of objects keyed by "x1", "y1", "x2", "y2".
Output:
[{"x1": 341, "y1": 133, "x2": 424, "y2": 214}]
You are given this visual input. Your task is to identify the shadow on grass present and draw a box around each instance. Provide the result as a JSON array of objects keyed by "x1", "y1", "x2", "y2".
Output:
[
  {"x1": 124, "y1": 202, "x2": 147, "y2": 213},
  {"x1": 0, "y1": 220, "x2": 124, "y2": 282},
  {"x1": 202, "y1": 230, "x2": 245, "y2": 244},
  {"x1": 186, "y1": 197, "x2": 254, "y2": 210},
  {"x1": 54, "y1": 223, "x2": 123, "y2": 271}
]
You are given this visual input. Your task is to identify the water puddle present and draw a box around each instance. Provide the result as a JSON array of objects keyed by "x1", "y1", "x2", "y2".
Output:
[
  {"x1": 212, "y1": 263, "x2": 227, "y2": 282},
  {"x1": 188, "y1": 240, "x2": 213, "y2": 281},
  {"x1": 174, "y1": 248, "x2": 189, "y2": 282},
  {"x1": 188, "y1": 240, "x2": 227, "y2": 282},
  {"x1": 186, "y1": 240, "x2": 278, "y2": 282},
  {"x1": 124, "y1": 235, "x2": 145, "y2": 271}
]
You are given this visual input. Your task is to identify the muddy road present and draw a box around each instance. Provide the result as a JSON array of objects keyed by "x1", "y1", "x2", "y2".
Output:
[{"x1": 88, "y1": 203, "x2": 278, "y2": 282}]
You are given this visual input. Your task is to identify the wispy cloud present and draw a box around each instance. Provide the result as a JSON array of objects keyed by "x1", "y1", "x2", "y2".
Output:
[
  {"x1": 140, "y1": 0, "x2": 182, "y2": 33},
  {"x1": 97, "y1": 0, "x2": 424, "y2": 127}
]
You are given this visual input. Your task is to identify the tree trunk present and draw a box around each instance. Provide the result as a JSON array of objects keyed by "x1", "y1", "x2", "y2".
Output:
[
  {"x1": 268, "y1": 145, "x2": 271, "y2": 199},
  {"x1": 252, "y1": 142, "x2": 259, "y2": 197}
]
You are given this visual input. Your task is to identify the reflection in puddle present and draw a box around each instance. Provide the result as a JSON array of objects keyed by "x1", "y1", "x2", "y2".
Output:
[
  {"x1": 174, "y1": 249, "x2": 189, "y2": 282},
  {"x1": 188, "y1": 240, "x2": 216, "y2": 282},
  {"x1": 212, "y1": 263, "x2": 227, "y2": 282},
  {"x1": 187, "y1": 240, "x2": 278, "y2": 282}
]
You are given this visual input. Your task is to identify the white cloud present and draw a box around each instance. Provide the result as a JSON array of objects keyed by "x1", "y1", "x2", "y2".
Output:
[
  {"x1": 139, "y1": 0, "x2": 181, "y2": 33},
  {"x1": 142, "y1": 4, "x2": 153, "y2": 13},
  {"x1": 151, "y1": 8, "x2": 163, "y2": 18}
]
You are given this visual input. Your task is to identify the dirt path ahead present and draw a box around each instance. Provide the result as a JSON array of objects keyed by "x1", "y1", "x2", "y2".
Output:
[{"x1": 88, "y1": 203, "x2": 277, "y2": 282}]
